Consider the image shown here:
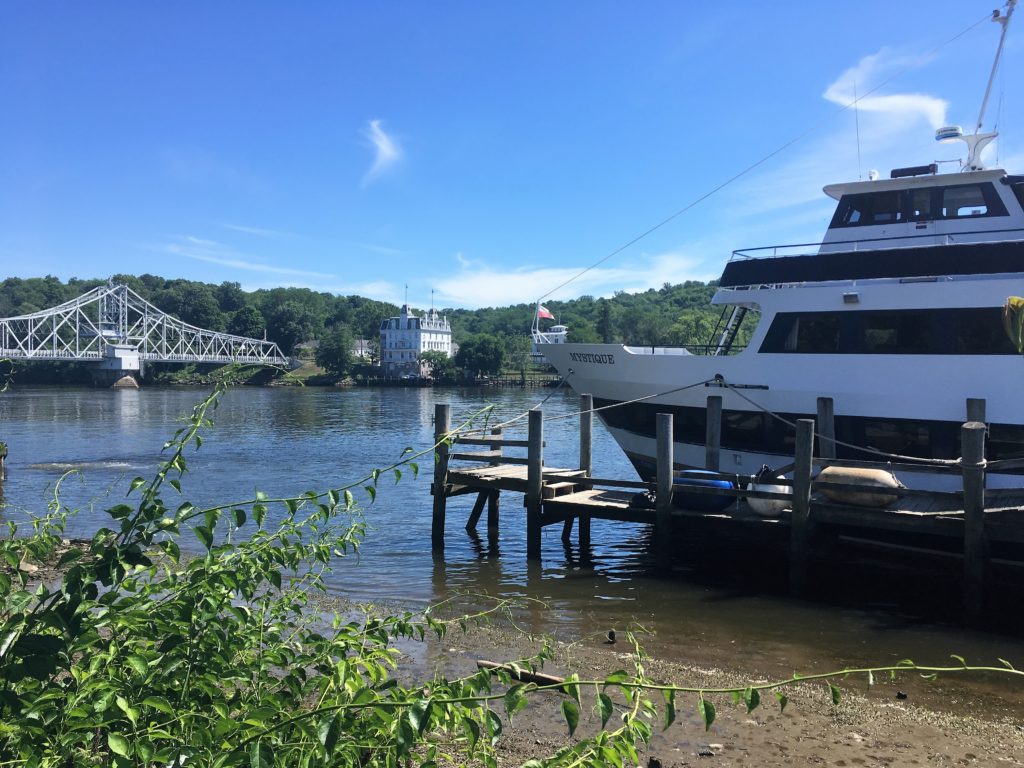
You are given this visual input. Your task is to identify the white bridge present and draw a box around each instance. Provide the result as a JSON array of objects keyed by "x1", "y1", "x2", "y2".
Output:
[{"x1": 0, "y1": 282, "x2": 288, "y2": 384}]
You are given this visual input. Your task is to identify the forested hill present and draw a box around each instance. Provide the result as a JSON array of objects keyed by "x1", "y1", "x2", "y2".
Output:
[{"x1": 0, "y1": 274, "x2": 746, "y2": 354}]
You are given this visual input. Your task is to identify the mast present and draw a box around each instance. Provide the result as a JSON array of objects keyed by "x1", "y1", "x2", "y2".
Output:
[
  {"x1": 936, "y1": 0, "x2": 1017, "y2": 170},
  {"x1": 975, "y1": 0, "x2": 1017, "y2": 134}
]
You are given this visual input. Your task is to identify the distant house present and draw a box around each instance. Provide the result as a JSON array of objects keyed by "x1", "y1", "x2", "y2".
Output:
[
  {"x1": 351, "y1": 339, "x2": 374, "y2": 360},
  {"x1": 379, "y1": 305, "x2": 452, "y2": 377}
]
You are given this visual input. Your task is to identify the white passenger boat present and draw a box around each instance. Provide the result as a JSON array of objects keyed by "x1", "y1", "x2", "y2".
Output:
[{"x1": 539, "y1": 2, "x2": 1024, "y2": 489}]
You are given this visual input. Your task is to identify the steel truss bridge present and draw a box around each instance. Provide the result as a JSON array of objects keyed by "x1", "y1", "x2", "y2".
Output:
[{"x1": 0, "y1": 282, "x2": 287, "y2": 382}]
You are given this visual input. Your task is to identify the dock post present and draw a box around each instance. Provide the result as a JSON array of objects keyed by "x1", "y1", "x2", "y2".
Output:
[
  {"x1": 966, "y1": 398, "x2": 986, "y2": 424},
  {"x1": 705, "y1": 395, "x2": 722, "y2": 471},
  {"x1": 431, "y1": 403, "x2": 451, "y2": 552},
  {"x1": 488, "y1": 427, "x2": 501, "y2": 543},
  {"x1": 656, "y1": 413, "x2": 674, "y2": 570},
  {"x1": 577, "y1": 394, "x2": 594, "y2": 548},
  {"x1": 527, "y1": 409, "x2": 544, "y2": 560},
  {"x1": 816, "y1": 397, "x2": 836, "y2": 460},
  {"x1": 789, "y1": 418, "x2": 815, "y2": 597},
  {"x1": 961, "y1": 421, "x2": 988, "y2": 625}
]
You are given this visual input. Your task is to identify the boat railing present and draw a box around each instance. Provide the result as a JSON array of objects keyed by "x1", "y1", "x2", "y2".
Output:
[
  {"x1": 730, "y1": 226, "x2": 1024, "y2": 261},
  {"x1": 622, "y1": 343, "x2": 747, "y2": 356}
]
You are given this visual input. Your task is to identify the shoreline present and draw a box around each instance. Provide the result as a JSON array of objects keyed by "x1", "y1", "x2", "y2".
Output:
[{"x1": 420, "y1": 621, "x2": 1024, "y2": 766}]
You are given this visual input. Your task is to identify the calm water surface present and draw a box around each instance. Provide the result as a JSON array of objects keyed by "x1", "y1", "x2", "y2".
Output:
[{"x1": 1, "y1": 386, "x2": 1020, "y2": 714}]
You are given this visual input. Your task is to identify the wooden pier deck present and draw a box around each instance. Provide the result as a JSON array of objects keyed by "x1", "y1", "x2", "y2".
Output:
[{"x1": 429, "y1": 396, "x2": 1024, "y2": 626}]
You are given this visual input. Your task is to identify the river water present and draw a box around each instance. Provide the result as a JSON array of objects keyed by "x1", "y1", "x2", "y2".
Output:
[{"x1": 0, "y1": 386, "x2": 1021, "y2": 715}]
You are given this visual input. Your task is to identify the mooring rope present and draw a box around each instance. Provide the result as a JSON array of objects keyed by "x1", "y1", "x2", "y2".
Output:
[{"x1": 722, "y1": 383, "x2": 962, "y2": 467}]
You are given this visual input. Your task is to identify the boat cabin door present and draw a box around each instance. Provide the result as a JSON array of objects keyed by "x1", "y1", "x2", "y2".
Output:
[{"x1": 906, "y1": 187, "x2": 942, "y2": 246}]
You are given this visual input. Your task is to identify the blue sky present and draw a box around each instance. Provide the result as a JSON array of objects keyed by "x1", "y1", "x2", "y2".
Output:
[{"x1": 2, "y1": 1, "x2": 1021, "y2": 310}]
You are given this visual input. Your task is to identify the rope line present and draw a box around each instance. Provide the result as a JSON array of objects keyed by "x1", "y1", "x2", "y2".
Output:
[
  {"x1": 536, "y1": 11, "x2": 993, "y2": 304},
  {"x1": 722, "y1": 384, "x2": 961, "y2": 467}
]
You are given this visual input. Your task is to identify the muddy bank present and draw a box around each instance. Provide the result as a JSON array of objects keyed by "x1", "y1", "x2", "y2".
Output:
[{"x1": 412, "y1": 622, "x2": 1024, "y2": 766}]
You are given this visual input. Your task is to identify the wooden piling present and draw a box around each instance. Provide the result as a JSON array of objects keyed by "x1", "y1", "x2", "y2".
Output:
[
  {"x1": 961, "y1": 421, "x2": 988, "y2": 625},
  {"x1": 816, "y1": 397, "x2": 836, "y2": 460},
  {"x1": 488, "y1": 427, "x2": 501, "y2": 542},
  {"x1": 966, "y1": 398, "x2": 987, "y2": 424},
  {"x1": 487, "y1": 490, "x2": 500, "y2": 543},
  {"x1": 656, "y1": 413, "x2": 674, "y2": 570},
  {"x1": 526, "y1": 409, "x2": 544, "y2": 560},
  {"x1": 431, "y1": 403, "x2": 451, "y2": 551},
  {"x1": 705, "y1": 395, "x2": 721, "y2": 471},
  {"x1": 578, "y1": 394, "x2": 593, "y2": 548},
  {"x1": 789, "y1": 418, "x2": 815, "y2": 597}
]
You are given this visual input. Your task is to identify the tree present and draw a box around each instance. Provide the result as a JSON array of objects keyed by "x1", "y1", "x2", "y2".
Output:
[
  {"x1": 455, "y1": 334, "x2": 505, "y2": 376},
  {"x1": 228, "y1": 306, "x2": 266, "y2": 339},
  {"x1": 316, "y1": 326, "x2": 355, "y2": 377},
  {"x1": 215, "y1": 281, "x2": 247, "y2": 312},
  {"x1": 419, "y1": 350, "x2": 455, "y2": 381},
  {"x1": 266, "y1": 301, "x2": 320, "y2": 354}
]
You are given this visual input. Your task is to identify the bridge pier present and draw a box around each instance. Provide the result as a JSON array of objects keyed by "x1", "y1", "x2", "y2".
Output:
[{"x1": 92, "y1": 344, "x2": 142, "y2": 388}]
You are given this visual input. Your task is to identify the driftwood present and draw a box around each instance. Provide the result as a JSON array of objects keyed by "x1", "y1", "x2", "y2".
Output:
[{"x1": 476, "y1": 659, "x2": 565, "y2": 687}]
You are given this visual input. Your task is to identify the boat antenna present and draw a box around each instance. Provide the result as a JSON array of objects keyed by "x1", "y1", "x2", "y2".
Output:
[
  {"x1": 976, "y1": 0, "x2": 1016, "y2": 134},
  {"x1": 854, "y1": 81, "x2": 863, "y2": 180}
]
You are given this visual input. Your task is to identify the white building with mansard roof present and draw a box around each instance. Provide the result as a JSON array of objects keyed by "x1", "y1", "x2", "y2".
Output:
[{"x1": 379, "y1": 304, "x2": 452, "y2": 377}]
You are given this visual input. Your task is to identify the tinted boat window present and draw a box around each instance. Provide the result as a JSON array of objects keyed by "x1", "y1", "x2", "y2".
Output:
[
  {"x1": 942, "y1": 185, "x2": 988, "y2": 217},
  {"x1": 862, "y1": 311, "x2": 932, "y2": 354},
  {"x1": 760, "y1": 308, "x2": 1014, "y2": 354}
]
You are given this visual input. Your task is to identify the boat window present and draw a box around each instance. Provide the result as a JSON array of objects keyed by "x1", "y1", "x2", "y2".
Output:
[
  {"x1": 954, "y1": 308, "x2": 1017, "y2": 354},
  {"x1": 760, "y1": 313, "x2": 840, "y2": 353},
  {"x1": 1010, "y1": 181, "x2": 1024, "y2": 211},
  {"x1": 909, "y1": 188, "x2": 933, "y2": 220},
  {"x1": 830, "y1": 193, "x2": 902, "y2": 227},
  {"x1": 722, "y1": 411, "x2": 765, "y2": 446},
  {"x1": 863, "y1": 420, "x2": 930, "y2": 457},
  {"x1": 942, "y1": 185, "x2": 988, "y2": 217},
  {"x1": 861, "y1": 311, "x2": 932, "y2": 354},
  {"x1": 761, "y1": 308, "x2": 1015, "y2": 355}
]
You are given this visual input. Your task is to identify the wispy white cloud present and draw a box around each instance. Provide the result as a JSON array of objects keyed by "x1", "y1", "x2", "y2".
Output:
[
  {"x1": 157, "y1": 236, "x2": 334, "y2": 279},
  {"x1": 823, "y1": 48, "x2": 948, "y2": 129},
  {"x1": 222, "y1": 223, "x2": 292, "y2": 238},
  {"x1": 430, "y1": 251, "x2": 717, "y2": 309},
  {"x1": 361, "y1": 119, "x2": 402, "y2": 185}
]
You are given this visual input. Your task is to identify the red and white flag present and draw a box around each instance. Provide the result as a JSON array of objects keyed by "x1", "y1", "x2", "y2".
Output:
[{"x1": 536, "y1": 304, "x2": 554, "y2": 320}]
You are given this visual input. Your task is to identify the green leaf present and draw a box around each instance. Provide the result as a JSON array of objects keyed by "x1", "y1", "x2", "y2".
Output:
[
  {"x1": 829, "y1": 683, "x2": 841, "y2": 705},
  {"x1": 409, "y1": 698, "x2": 431, "y2": 736},
  {"x1": 775, "y1": 691, "x2": 788, "y2": 713},
  {"x1": 998, "y1": 658, "x2": 1016, "y2": 670},
  {"x1": 662, "y1": 689, "x2": 676, "y2": 730},
  {"x1": 743, "y1": 687, "x2": 760, "y2": 714},
  {"x1": 232, "y1": 508, "x2": 246, "y2": 527},
  {"x1": 193, "y1": 525, "x2": 213, "y2": 549},
  {"x1": 393, "y1": 468, "x2": 402, "y2": 484},
  {"x1": 486, "y1": 708, "x2": 503, "y2": 746},
  {"x1": 108, "y1": 733, "x2": 130, "y2": 757},
  {"x1": 143, "y1": 696, "x2": 173, "y2": 715},
  {"x1": 867, "y1": 670, "x2": 875, "y2": 687},
  {"x1": 504, "y1": 684, "x2": 528, "y2": 719},
  {"x1": 250, "y1": 740, "x2": 271, "y2": 768},
  {"x1": 560, "y1": 699, "x2": 579, "y2": 737},
  {"x1": 364, "y1": 485, "x2": 377, "y2": 503},
  {"x1": 597, "y1": 692, "x2": 613, "y2": 728},
  {"x1": 409, "y1": 462, "x2": 419, "y2": 477},
  {"x1": 126, "y1": 654, "x2": 148, "y2": 676},
  {"x1": 697, "y1": 695, "x2": 715, "y2": 731},
  {"x1": 318, "y1": 713, "x2": 342, "y2": 753},
  {"x1": 950, "y1": 654, "x2": 966, "y2": 667},
  {"x1": 603, "y1": 670, "x2": 629, "y2": 687},
  {"x1": 343, "y1": 490, "x2": 354, "y2": 508}
]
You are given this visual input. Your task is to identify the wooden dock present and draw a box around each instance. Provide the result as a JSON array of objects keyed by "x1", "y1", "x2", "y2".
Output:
[{"x1": 429, "y1": 396, "x2": 1024, "y2": 626}]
